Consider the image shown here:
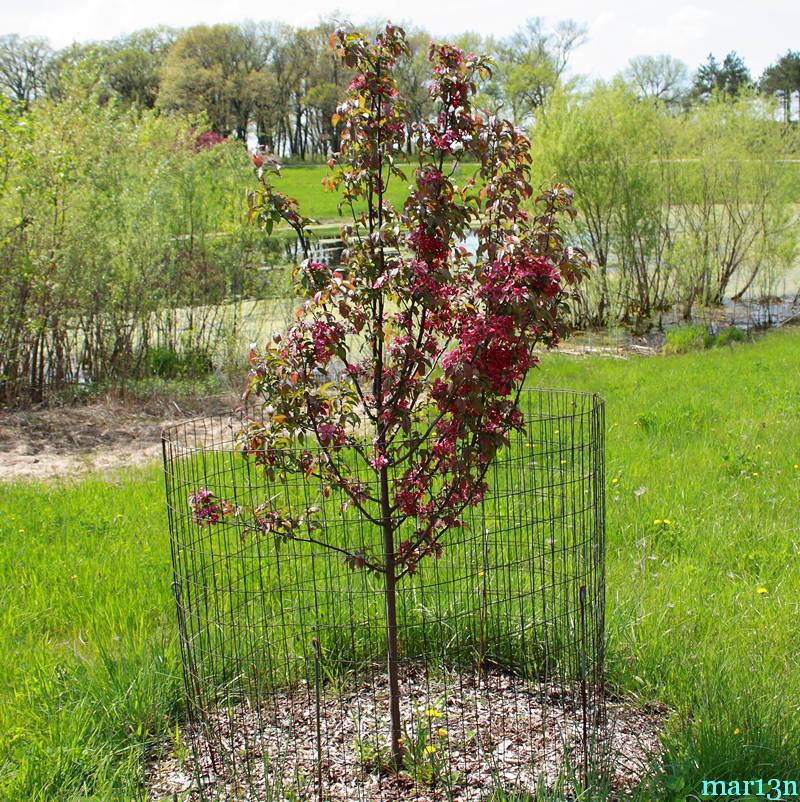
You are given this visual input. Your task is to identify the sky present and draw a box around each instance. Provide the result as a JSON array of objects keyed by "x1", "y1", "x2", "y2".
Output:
[{"x1": 3, "y1": 0, "x2": 799, "y2": 81}]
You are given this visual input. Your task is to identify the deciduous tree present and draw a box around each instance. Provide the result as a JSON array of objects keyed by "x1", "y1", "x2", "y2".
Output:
[
  {"x1": 0, "y1": 34, "x2": 53, "y2": 109},
  {"x1": 224, "y1": 25, "x2": 589, "y2": 769}
]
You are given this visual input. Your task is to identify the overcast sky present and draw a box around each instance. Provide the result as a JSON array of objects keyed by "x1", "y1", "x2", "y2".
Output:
[{"x1": 3, "y1": 0, "x2": 798, "y2": 81}]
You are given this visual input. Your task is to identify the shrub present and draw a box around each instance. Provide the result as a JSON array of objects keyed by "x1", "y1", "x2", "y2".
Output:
[
  {"x1": 713, "y1": 326, "x2": 747, "y2": 347},
  {"x1": 664, "y1": 325, "x2": 713, "y2": 353}
]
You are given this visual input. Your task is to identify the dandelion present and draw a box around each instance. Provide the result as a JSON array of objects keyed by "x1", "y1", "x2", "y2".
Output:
[
  {"x1": 560, "y1": 459, "x2": 567, "y2": 465},
  {"x1": 478, "y1": 571, "x2": 485, "y2": 577},
  {"x1": 426, "y1": 709, "x2": 443, "y2": 718},
  {"x1": 794, "y1": 464, "x2": 798, "y2": 470},
  {"x1": 752, "y1": 472, "x2": 759, "y2": 477},
  {"x1": 653, "y1": 519, "x2": 663, "y2": 525},
  {"x1": 437, "y1": 728, "x2": 448, "y2": 737},
  {"x1": 554, "y1": 429, "x2": 560, "y2": 435},
  {"x1": 757, "y1": 587, "x2": 768, "y2": 594},
  {"x1": 116, "y1": 514, "x2": 124, "y2": 518},
  {"x1": 425, "y1": 745, "x2": 437, "y2": 754},
  {"x1": 755, "y1": 444, "x2": 761, "y2": 449},
  {"x1": 734, "y1": 728, "x2": 741, "y2": 735},
  {"x1": 664, "y1": 519, "x2": 672, "y2": 525},
  {"x1": 397, "y1": 737, "x2": 405, "y2": 744},
  {"x1": 612, "y1": 478, "x2": 619, "y2": 484},
  {"x1": 18, "y1": 529, "x2": 24, "y2": 533}
]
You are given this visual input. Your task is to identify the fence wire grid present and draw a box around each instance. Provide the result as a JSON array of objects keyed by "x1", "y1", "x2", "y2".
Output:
[{"x1": 160, "y1": 388, "x2": 607, "y2": 801}]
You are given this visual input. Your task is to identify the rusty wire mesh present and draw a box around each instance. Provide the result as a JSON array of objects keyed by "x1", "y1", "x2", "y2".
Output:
[{"x1": 159, "y1": 387, "x2": 607, "y2": 801}]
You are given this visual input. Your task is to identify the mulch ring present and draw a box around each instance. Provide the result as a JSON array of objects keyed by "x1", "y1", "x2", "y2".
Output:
[{"x1": 148, "y1": 666, "x2": 664, "y2": 801}]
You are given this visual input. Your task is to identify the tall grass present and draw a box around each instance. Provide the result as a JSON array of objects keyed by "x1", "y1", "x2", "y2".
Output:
[{"x1": 1, "y1": 327, "x2": 799, "y2": 799}]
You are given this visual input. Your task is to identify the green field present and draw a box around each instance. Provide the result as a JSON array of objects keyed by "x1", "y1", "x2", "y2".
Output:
[
  {"x1": 1, "y1": 328, "x2": 799, "y2": 800},
  {"x1": 273, "y1": 162, "x2": 481, "y2": 224}
]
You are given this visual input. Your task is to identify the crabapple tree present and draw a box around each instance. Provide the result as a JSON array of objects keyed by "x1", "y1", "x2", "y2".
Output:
[{"x1": 195, "y1": 23, "x2": 590, "y2": 768}]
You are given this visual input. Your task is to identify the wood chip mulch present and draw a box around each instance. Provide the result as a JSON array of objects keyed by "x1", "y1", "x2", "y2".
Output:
[{"x1": 148, "y1": 666, "x2": 664, "y2": 801}]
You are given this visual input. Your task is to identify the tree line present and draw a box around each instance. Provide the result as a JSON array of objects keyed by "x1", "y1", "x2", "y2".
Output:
[{"x1": 2, "y1": 20, "x2": 799, "y2": 157}]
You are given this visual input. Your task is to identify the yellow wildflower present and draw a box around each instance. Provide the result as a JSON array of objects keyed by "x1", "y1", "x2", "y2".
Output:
[
  {"x1": 426, "y1": 709, "x2": 443, "y2": 718},
  {"x1": 437, "y1": 729, "x2": 448, "y2": 737},
  {"x1": 734, "y1": 728, "x2": 741, "y2": 735},
  {"x1": 425, "y1": 745, "x2": 437, "y2": 754},
  {"x1": 757, "y1": 587, "x2": 768, "y2": 594},
  {"x1": 664, "y1": 519, "x2": 672, "y2": 525},
  {"x1": 611, "y1": 478, "x2": 619, "y2": 484},
  {"x1": 653, "y1": 519, "x2": 663, "y2": 525}
]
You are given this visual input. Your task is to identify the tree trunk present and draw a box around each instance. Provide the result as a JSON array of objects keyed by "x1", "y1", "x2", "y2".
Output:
[{"x1": 379, "y1": 463, "x2": 403, "y2": 768}]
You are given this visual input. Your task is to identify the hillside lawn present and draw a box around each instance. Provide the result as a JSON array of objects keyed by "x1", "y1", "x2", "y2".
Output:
[{"x1": 1, "y1": 327, "x2": 799, "y2": 800}]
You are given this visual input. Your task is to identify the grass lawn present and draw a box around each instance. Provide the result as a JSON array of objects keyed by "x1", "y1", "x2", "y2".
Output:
[
  {"x1": 1, "y1": 328, "x2": 799, "y2": 800},
  {"x1": 272, "y1": 162, "x2": 481, "y2": 224}
]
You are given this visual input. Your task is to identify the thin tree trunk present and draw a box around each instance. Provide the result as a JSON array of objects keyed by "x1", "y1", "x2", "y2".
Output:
[{"x1": 379, "y1": 462, "x2": 403, "y2": 768}]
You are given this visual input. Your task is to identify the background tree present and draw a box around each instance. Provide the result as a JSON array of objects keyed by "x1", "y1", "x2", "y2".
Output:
[
  {"x1": 621, "y1": 54, "x2": 689, "y2": 107},
  {"x1": 106, "y1": 27, "x2": 176, "y2": 109},
  {"x1": 692, "y1": 51, "x2": 752, "y2": 101},
  {"x1": 45, "y1": 41, "x2": 114, "y2": 102},
  {"x1": 760, "y1": 51, "x2": 800, "y2": 123},
  {"x1": 0, "y1": 34, "x2": 53, "y2": 109},
  {"x1": 394, "y1": 27, "x2": 436, "y2": 154},
  {"x1": 158, "y1": 24, "x2": 276, "y2": 138},
  {"x1": 532, "y1": 83, "x2": 678, "y2": 327},
  {"x1": 486, "y1": 19, "x2": 586, "y2": 125}
]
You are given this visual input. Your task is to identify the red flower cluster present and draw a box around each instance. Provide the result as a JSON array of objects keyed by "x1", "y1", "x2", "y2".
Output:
[{"x1": 189, "y1": 488, "x2": 232, "y2": 527}]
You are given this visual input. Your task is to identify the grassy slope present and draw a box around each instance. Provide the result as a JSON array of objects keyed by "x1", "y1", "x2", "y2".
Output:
[{"x1": 1, "y1": 329, "x2": 799, "y2": 800}]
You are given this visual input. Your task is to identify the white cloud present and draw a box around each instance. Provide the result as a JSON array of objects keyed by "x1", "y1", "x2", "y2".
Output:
[{"x1": 634, "y1": 5, "x2": 714, "y2": 50}]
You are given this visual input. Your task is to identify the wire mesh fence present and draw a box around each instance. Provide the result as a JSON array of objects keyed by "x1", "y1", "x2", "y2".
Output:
[{"x1": 159, "y1": 388, "x2": 607, "y2": 800}]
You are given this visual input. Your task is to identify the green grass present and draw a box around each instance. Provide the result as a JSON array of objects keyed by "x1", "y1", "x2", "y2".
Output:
[
  {"x1": 274, "y1": 162, "x2": 480, "y2": 223},
  {"x1": 664, "y1": 324, "x2": 748, "y2": 354},
  {"x1": 2, "y1": 327, "x2": 800, "y2": 799}
]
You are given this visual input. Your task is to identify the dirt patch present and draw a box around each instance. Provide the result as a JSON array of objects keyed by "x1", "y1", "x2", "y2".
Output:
[
  {"x1": 0, "y1": 393, "x2": 240, "y2": 482},
  {"x1": 148, "y1": 668, "x2": 664, "y2": 801},
  {"x1": 0, "y1": 335, "x2": 661, "y2": 484}
]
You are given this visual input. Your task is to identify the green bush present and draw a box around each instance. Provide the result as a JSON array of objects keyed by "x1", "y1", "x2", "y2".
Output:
[
  {"x1": 146, "y1": 346, "x2": 181, "y2": 378},
  {"x1": 664, "y1": 325, "x2": 714, "y2": 354},
  {"x1": 713, "y1": 326, "x2": 747, "y2": 347},
  {"x1": 146, "y1": 345, "x2": 213, "y2": 378},
  {"x1": 179, "y1": 346, "x2": 214, "y2": 377}
]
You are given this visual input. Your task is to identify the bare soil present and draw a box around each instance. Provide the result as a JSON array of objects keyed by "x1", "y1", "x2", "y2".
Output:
[
  {"x1": 0, "y1": 337, "x2": 662, "y2": 484},
  {"x1": 0, "y1": 393, "x2": 239, "y2": 482}
]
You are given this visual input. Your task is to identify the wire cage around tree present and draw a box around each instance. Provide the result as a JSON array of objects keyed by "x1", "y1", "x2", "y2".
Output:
[{"x1": 158, "y1": 388, "x2": 607, "y2": 801}]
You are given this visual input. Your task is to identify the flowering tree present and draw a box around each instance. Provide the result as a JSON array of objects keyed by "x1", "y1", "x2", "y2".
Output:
[{"x1": 198, "y1": 24, "x2": 589, "y2": 768}]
